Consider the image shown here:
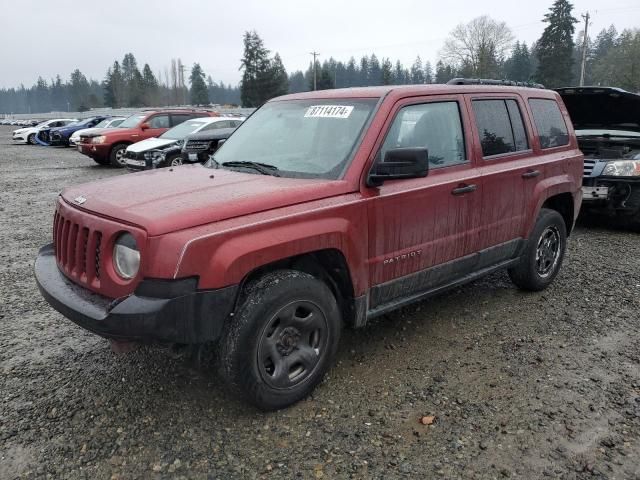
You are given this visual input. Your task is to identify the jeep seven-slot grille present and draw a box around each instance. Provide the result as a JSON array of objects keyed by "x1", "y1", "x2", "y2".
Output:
[
  {"x1": 583, "y1": 158, "x2": 597, "y2": 177},
  {"x1": 53, "y1": 211, "x2": 103, "y2": 284}
]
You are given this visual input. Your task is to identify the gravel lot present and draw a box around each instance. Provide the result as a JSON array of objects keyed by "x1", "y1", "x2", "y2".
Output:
[{"x1": 1, "y1": 124, "x2": 640, "y2": 479}]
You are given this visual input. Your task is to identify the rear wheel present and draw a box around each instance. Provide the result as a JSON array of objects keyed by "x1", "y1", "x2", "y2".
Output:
[
  {"x1": 109, "y1": 144, "x2": 128, "y2": 167},
  {"x1": 508, "y1": 208, "x2": 567, "y2": 291},
  {"x1": 168, "y1": 155, "x2": 183, "y2": 167},
  {"x1": 218, "y1": 270, "x2": 341, "y2": 410}
]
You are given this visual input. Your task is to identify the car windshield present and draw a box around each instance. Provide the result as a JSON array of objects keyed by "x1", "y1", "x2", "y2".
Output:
[
  {"x1": 94, "y1": 119, "x2": 110, "y2": 128},
  {"x1": 118, "y1": 114, "x2": 146, "y2": 128},
  {"x1": 211, "y1": 99, "x2": 377, "y2": 179},
  {"x1": 160, "y1": 119, "x2": 211, "y2": 140}
]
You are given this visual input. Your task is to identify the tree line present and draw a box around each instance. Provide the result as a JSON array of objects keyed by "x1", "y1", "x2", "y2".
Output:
[
  {"x1": 0, "y1": 54, "x2": 241, "y2": 114},
  {"x1": 1, "y1": 0, "x2": 638, "y2": 114}
]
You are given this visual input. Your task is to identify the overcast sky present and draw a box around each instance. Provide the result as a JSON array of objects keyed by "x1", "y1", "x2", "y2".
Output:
[{"x1": 0, "y1": 0, "x2": 638, "y2": 89}]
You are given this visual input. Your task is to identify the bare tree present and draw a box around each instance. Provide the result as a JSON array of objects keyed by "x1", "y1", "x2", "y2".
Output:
[{"x1": 440, "y1": 16, "x2": 514, "y2": 78}]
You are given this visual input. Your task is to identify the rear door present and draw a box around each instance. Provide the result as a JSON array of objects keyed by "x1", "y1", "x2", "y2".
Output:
[
  {"x1": 366, "y1": 95, "x2": 483, "y2": 309},
  {"x1": 467, "y1": 95, "x2": 540, "y2": 251}
]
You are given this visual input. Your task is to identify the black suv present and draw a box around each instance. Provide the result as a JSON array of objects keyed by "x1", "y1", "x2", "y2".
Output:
[
  {"x1": 558, "y1": 87, "x2": 640, "y2": 227},
  {"x1": 180, "y1": 127, "x2": 236, "y2": 164}
]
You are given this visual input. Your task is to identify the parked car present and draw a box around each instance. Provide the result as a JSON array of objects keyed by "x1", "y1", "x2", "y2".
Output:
[
  {"x1": 35, "y1": 116, "x2": 111, "y2": 147},
  {"x1": 557, "y1": 87, "x2": 640, "y2": 228},
  {"x1": 180, "y1": 128, "x2": 236, "y2": 164},
  {"x1": 12, "y1": 118, "x2": 77, "y2": 144},
  {"x1": 76, "y1": 110, "x2": 217, "y2": 167},
  {"x1": 124, "y1": 117, "x2": 243, "y2": 170},
  {"x1": 34, "y1": 82, "x2": 582, "y2": 410},
  {"x1": 69, "y1": 117, "x2": 126, "y2": 146}
]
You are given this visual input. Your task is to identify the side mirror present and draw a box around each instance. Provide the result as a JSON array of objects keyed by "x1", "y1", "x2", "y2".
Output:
[
  {"x1": 367, "y1": 147, "x2": 429, "y2": 187},
  {"x1": 217, "y1": 139, "x2": 226, "y2": 146},
  {"x1": 140, "y1": 122, "x2": 150, "y2": 130}
]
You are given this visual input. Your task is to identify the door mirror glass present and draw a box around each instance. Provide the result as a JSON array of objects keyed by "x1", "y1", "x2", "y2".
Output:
[
  {"x1": 367, "y1": 147, "x2": 429, "y2": 187},
  {"x1": 140, "y1": 122, "x2": 150, "y2": 130}
]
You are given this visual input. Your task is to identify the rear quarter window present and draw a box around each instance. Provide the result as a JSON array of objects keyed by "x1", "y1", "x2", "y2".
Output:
[{"x1": 528, "y1": 99, "x2": 569, "y2": 149}]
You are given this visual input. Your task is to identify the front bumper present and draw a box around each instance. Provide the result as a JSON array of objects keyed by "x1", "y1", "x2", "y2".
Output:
[
  {"x1": 35, "y1": 244, "x2": 238, "y2": 344},
  {"x1": 581, "y1": 177, "x2": 640, "y2": 218},
  {"x1": 77, "y1": 143, "x2": 109, "y2": 160}
]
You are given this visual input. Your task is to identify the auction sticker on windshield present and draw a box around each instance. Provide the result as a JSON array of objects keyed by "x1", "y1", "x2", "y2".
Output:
[{"x1": 304, "y1": 105, "x2": 354, "y2": 119}]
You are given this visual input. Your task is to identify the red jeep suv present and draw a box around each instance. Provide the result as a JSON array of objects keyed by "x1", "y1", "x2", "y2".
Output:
[
  {"x1": 35, "y1": 82, "x2": 583, "y2": 410},
  {"x1": 76, "y1": 109, "x2": 217, "y2": 167}
]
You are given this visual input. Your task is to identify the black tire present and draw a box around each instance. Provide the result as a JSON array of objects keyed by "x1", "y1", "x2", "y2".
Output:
[
  {"x1": 27, "y1": 133, "x2": 37, "y2": 145},
  {"x1": 92, "y1": 157, "x2": 110, "y2": 166},
  {"x1": 508, "y1": 208, "x2": 567, "y2": 291},
  {"x1": 218, "y1": 270, "x2": 341, "y2": 411},
  {"x1": 109, "y1": 143, "x2": 128, "y2": 167},
  {"x1": 163, "y1": 154, "x2": 182, "y2": 168}
]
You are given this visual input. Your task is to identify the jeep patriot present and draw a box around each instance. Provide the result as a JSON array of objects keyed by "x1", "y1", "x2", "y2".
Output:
[{"x1": 35, "y1": 83, "x2": 583, "y2": 410}]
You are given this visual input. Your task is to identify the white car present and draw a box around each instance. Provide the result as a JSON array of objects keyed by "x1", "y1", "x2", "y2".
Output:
[
  {"x1": 12, "y1": 118, "x2": 77, "y2": 145},
  {"x1": 124, "y1": 116, "x2": 244, "y2": 167},
  {"x1": 69, "y1": 117, "x2": 126, "y2": 146}
]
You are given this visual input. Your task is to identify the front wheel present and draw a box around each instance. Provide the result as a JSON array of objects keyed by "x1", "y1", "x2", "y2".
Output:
[
  {"x1": 27, "y1": 133, "x2": 37, "y2": 145},
  {"x1": 217, "y1": 270, "x2": 341, "y2": 410},
  {"x1": 508, "y1": 208, "x2": 567, "y2": 291},
  {"x1": 165, "y1": 154, "x2": 183, "y2": 167},
  {"x1": 109, "y1": 144, "x2": 128, "y2": 167}
]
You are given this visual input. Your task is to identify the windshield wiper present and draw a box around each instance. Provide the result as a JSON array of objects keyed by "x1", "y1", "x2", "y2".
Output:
[{"x1": 221, "y1": 161, "x2": 280, "y2": 177}]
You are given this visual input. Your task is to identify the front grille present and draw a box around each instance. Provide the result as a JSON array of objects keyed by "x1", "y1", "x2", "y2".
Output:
[
  {"x1": 184, "y1": 140, "x2": 210, "y2": 152},
  {"x1": 53, "y1": 211, "x2": 103, "y2": 286},
  {"x1": 583, "y1": 158, "x2": 597, "y2": 177}
]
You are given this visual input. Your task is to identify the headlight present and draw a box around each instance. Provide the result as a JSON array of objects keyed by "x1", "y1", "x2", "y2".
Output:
[
  {"x1": 92, "y1": 135, "x2": 106, "y2": 144},
  {"x1": 602, "y1": 160, "x2": 640, "y2": 177},
  {"x1": 113, "y1": 233, "x2": 140, "y2": 279}
]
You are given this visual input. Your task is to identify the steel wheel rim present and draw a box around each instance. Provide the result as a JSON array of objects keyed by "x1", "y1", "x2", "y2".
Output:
[
  {"x1": 170, "y1": 157, "x2": 183, "y2": 166},
  {"x1": 28, "y1": 134, "x2": 36, "y2": 144},
  {"x1": 257, "y1": 300, "x2": 328, "y2": 390},
  {"x1": 115, "y1": 148, "x2": 126, "y2": 166},
  {"x1": 536, "y1": 226, "x2": 561, "y2": 278}
]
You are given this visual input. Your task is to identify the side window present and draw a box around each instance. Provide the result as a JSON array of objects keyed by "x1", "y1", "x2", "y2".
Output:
[
  {"x1": 170, "y1": 114, "x2": 191, "y2": 127},
  {"x1": 148, "y1": 114, "x2": 170, "y2": 128},
  {"x1": 472, "y1": 99, "x2": 529, "y2": 157},
  {"x1": 201, "y1": 122, "x2": 222, "y2": 132},
  {"x1": 506, "y1": 100, "x2": 529, "y2": 151},
  {"x1": 529, "y1": 99, "x2": 569, "y2": 149},
  {"x1": 380, "y1": 101, "x2": 466, "y2": 168}
]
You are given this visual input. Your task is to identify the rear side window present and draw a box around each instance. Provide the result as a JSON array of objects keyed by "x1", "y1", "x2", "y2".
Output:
[
  {"x1": 472, "y1": 99, "x2": 529, "y2": 157},
  {"x1": 528, "y1": 99, "x2": 569, "y2": 149},
  {"x1": 148, "y1": 115, "x2": 170, "y2": 128}
]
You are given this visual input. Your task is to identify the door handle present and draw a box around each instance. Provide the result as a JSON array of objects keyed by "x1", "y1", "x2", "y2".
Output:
[
  {"x1": 522, "y1": 170, "x2": 541, "y2": 179},
  {"x1": 451, "y1": 184, "x2": 477, "y2": 195}
]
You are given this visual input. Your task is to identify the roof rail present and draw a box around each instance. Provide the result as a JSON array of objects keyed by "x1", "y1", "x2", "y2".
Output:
[{"x1": 447, "y1": 78, "x2": 546, "y2": 89}]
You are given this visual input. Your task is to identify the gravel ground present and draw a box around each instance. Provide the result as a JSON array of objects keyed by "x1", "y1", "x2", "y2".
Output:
[{"x1": 1, "y1": 125, "x2": 640, "y2": 479}]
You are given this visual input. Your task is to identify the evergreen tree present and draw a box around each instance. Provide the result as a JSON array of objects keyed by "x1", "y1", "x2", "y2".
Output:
[
  {"x1": 410, "y1": 56, "x2": 425, "y2": 84},
  {"x1": 435, "y1": 61, "x2": 456, "y2": 83},
  {"x1": 268, "y1": 53, "x2": 289, "y2": 98},
  {"x1": 369, "y1": 54, "x2": 382, "y2": 85},
  {"x1": 359, "y1": 56, "x2": 369, "y2": 86},
  {"x1": 141, "y1": 64, "x2": 159, "y2": 106},
  {"x1": 189, "y1": 63, "x2": 209, "y2": 105},
  {"x1": 424, "y1": 61, "x2": 434, "y2": 84},
  {"x1": 535, "y1": 0, "x2": 578, "y2": 87},
  {"x1": 345, "y1": 58, "x2": 358, "y2": 87},
  {"x1": 381, "y1": 58, "x2": 394, "y2": 85},
  {"x1": 239, "y1": 30, "x2": 272, "y2": 107},
  {"x1": 505, "y1": 41, "x2": 533, "y2": 81},
  {"x1": 316, "y1": 64, "x2": 335, "y2": 90},
  {"x1": 288, "y1": 71, "x2": 307, "y2": 93},
  {"x1": 69, "y1": 69, "x2": 90, "y2": 111}
]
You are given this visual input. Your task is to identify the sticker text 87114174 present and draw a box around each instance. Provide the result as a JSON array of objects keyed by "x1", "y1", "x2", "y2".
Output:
[{"x1": 304, "y1": 105, "x2": 354, "y2": 119}]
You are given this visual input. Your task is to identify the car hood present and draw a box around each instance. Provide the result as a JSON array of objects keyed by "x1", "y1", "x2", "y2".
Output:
[
  {"x1": 60, "y1": 165, "x2": 347, "y2": 236},
  {"x1": 557, "y1": 87, "x2": 640, "y2": 133},
  {"x1": 127, "y1": 137, "x2": 177, "y2": 153}
]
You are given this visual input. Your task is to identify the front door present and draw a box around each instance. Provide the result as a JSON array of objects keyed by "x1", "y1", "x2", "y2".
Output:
[{"x1": 366, "y1": 96, "x2": 482, "y2": 310}]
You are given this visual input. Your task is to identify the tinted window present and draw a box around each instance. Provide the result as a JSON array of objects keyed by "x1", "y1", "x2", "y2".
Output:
[
  {"x1": 506, "y1": 100, "x2": 529, "y2": 151},
  {"x1": 473, "y1": 99, "x2": 529, "y2": 157},
  {"x1": 529, "y1": 99, "x2": 569, "y2": 149},
  {"x1": 148, "y1": 114, "x2": 170, "y2": 128},
  {"x1": 380, "y1": 102, "x2": 466, "y2": 168}
]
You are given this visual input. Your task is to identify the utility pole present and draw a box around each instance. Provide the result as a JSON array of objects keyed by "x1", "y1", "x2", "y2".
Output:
[
  {"x1": 579, "y1": 12, "x2": 590, "y2": 87},
  {"x1": 310, "y1": 51, "x2": 320, "y2": 90}
]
